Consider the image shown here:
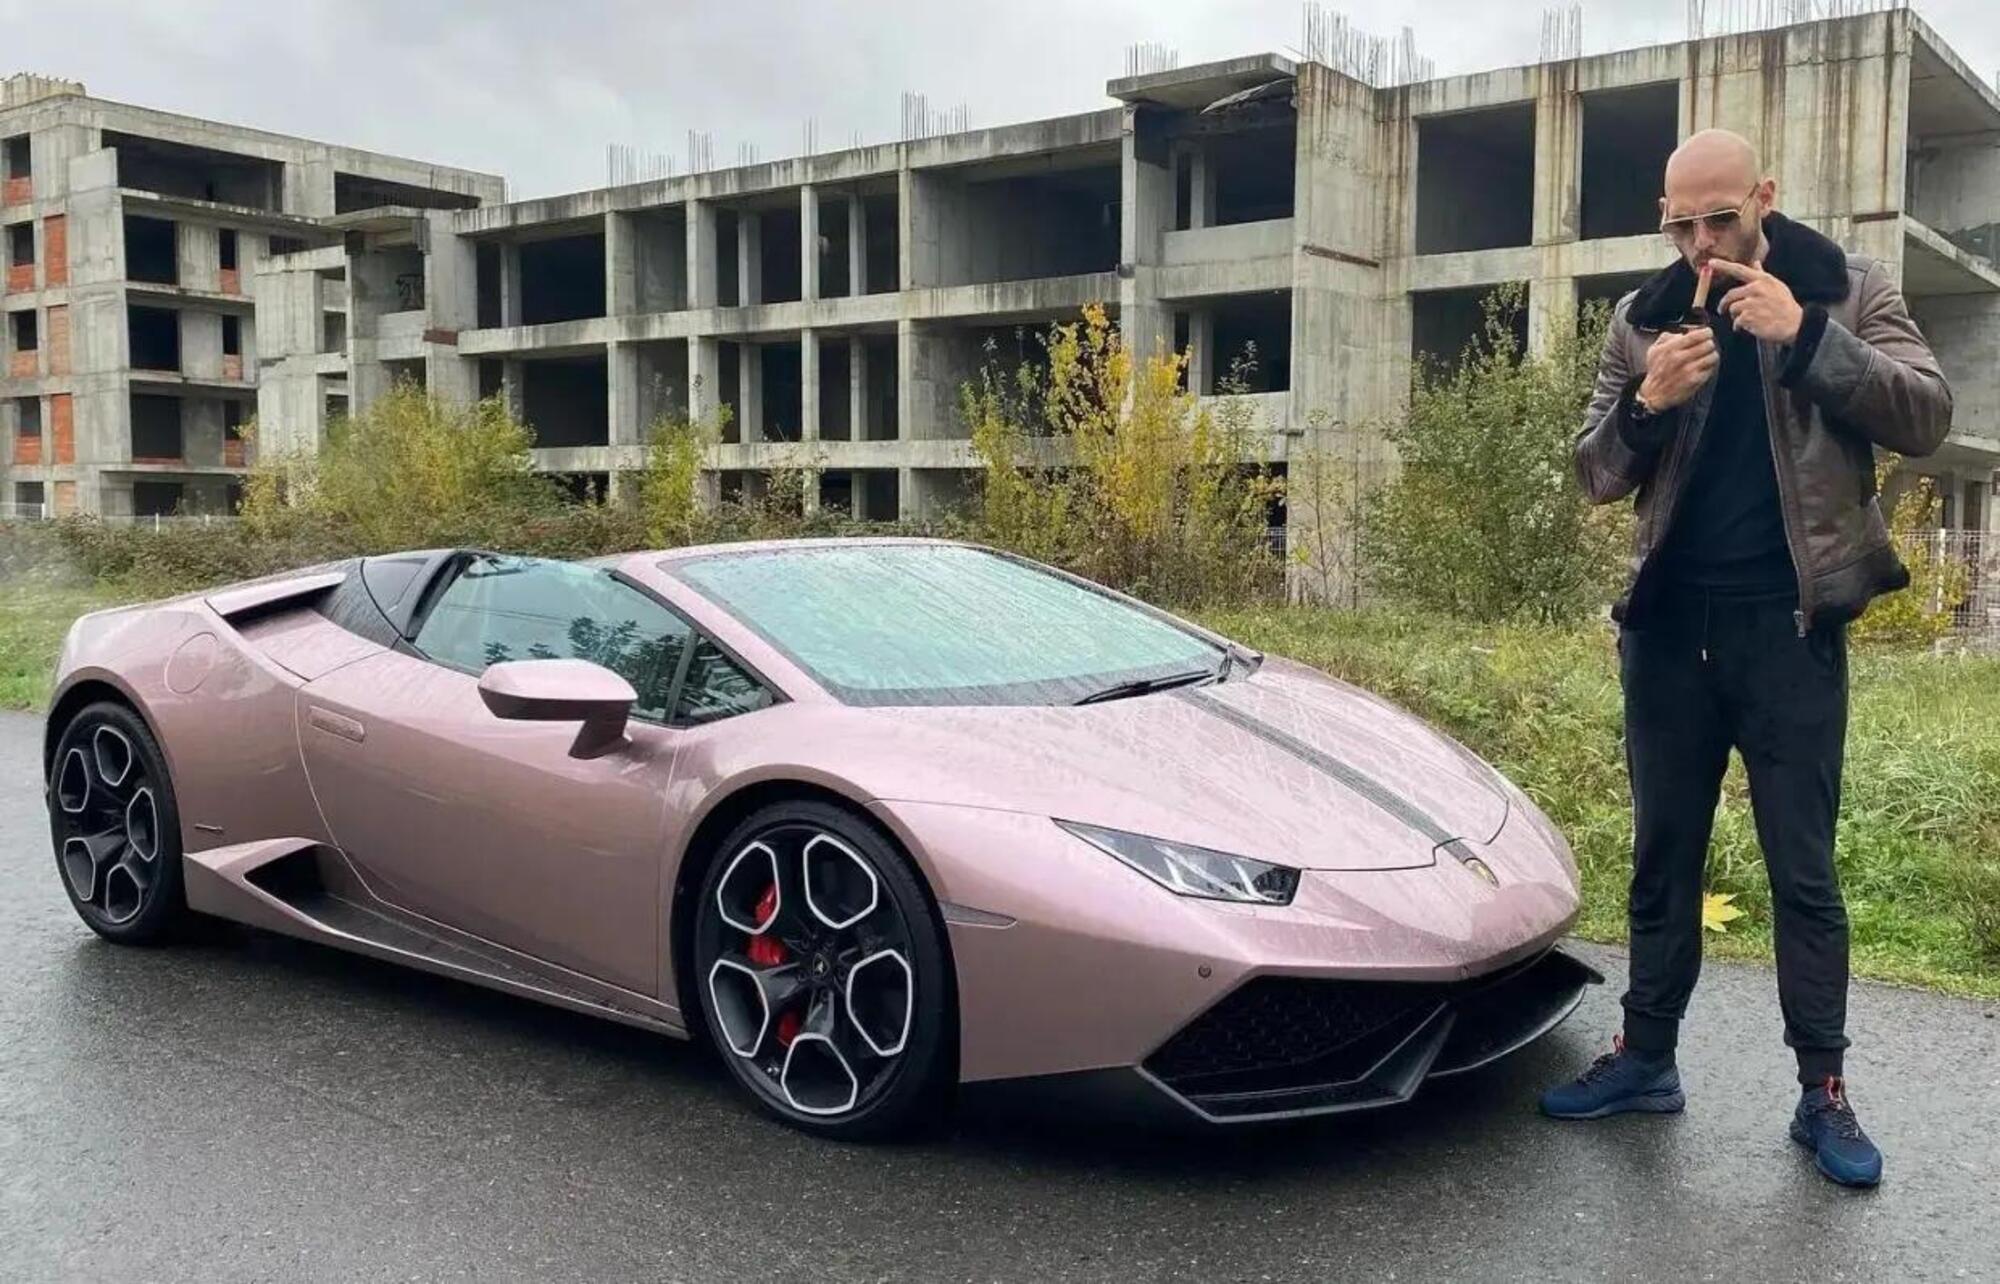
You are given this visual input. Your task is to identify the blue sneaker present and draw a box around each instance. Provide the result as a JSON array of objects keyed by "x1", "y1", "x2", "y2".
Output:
[
  {"x1": 1791, "y1": 1078, "x2": 1883, "y2": 1188},
  {"x1": 1539, "y1": 1037, "x2": 1686, "y2": 1120}
]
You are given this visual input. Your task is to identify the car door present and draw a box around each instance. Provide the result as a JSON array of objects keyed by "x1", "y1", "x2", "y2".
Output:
[{"x1": 297, "y1": 553, "x2": 692, "y2": 995}]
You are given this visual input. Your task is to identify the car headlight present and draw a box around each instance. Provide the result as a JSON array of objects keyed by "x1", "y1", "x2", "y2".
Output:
[{"x1": 1057, "y1": 820, "x2": 1300, "y2": 905}]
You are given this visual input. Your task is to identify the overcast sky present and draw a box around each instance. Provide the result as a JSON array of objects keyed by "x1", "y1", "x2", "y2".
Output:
[{"x1": 3, "y1": 0, "x2": 1994, "y2": 198}]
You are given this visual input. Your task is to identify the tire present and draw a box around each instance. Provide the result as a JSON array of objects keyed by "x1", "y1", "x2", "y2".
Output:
[
  {"x1": 48, "y1": 700, "x2": 190, "y2": 945},
  {"x1": 690, "y1": 800, "x2": 953, "y2": 1141}
]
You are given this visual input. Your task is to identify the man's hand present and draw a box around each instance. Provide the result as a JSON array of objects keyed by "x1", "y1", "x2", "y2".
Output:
[
  {"x1": 1709, "y1": 257, "x2": 1805, "y2": 343},
  {"x1": 1637, "y1": 327, "x2": 1719, "y2": 412}
]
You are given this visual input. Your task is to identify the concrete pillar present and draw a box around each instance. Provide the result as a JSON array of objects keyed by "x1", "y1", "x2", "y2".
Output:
[
  {"x1": 282, "y1": 155, "x2": 336, "y2": 218},
  {"x1": 425, "y1": 213, "x2": 478, "y2": 333},
  {"x1": 607, "y1": 339, "x2": 642, "y2": 505},
  {"x1": 898, "y1": 168, "x2": 919, "y2": 289},
  {"x1": 182, "y1": 398, "x2": 224, "y2": 467},
  {"x1": 800, "y1": 330, "x2": 821, "y2": 515},
  {"x1": 1118, "y1": 105, "x2": 1174, "y2": 363},
  {"x1": 178, "y1": 223, "x2": 220, "y2": 293},
  {"x1": 181, "y1": 311, "x2": 223, "y2": 381},
  {"x1": 1188, "y1": 147, "x2": 1217, "y2": 230},
  {"x1": 606, "y1": 211, "x2": 637, "y2": 316},
  {"x1": 849, "y1": 336, "x2": 868, "y2": 441},
  {"x1": 737, "y1": 211, "x2": 762, "y2": 306},
  {"x1": 1528, "y1": 277, "x2": 1575, "y2": 358},
  {"x1": 690, "y1": 335, "x2": 722, "y2": 425},
  {"x1": 847, "y1": 194, "x2": 868, "y2": 297},
  {"x1": 421, "y1": 210, "x2": 479, "y2": 407},
  {"x1": 1532, "y1": 64, "x2": 1581, "y2": 246},
  {"x1": 502, "y1": 358, "x2": 525, "y2": 420},
  {"x1": 687, "y1": 199, "x2": 718, "y2": 309},
  {"x1": 738, "y1": 341, "x2": 763, "y2": 442},
  {"x1": 499, "y1": 244, "x2": 522, "y2": 327},
  {"x1": 609, "y1": 340, "x2": 642, "y2": 446},
  {"x1": 800, "y1": 186, "x2": 821, "y2": 302},
  {"x1": 895, "y1": 319, "x2": 917, "y2": 441},
  {"x1": 1186, "y1": 310, "x2": 1215, "y2": 396},
  {"x1": 801, "y1": 330, "x2": 820, "y2": 442}
]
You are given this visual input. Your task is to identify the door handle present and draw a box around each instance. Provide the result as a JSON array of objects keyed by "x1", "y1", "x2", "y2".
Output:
[{"x1": 307, "y1": 706, "x2": 366, "y2": 744}]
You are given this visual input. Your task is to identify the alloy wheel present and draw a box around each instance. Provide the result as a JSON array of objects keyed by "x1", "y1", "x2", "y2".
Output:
[
  {"x1": 697, "y1": 824, "x2": 919, "y2": 1121},
  {"x1": 54, "y1": 722, "x2": 164, "y2": 926}
]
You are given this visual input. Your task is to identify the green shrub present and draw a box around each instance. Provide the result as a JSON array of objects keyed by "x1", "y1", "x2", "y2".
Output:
[
  {"x1": 245, "y1": 382, "x2": 565, "y2": 552},
  {"x1": 964, "y1": 304, "x2": 1282, "y2": 607},
  {"x1": 1363, "y1": 289, "x2": 1628, "y2": 624},
  {"x1": 638, "y1": 402, "x2": 723, "y2": 549}
]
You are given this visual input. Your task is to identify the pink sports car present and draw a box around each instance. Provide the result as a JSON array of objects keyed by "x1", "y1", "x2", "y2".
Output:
[{"x1": 45, "y1": 539, "x2": 1594, "y2": 1137}]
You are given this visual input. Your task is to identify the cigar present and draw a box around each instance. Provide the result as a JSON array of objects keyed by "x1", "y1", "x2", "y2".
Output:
[{"x1": 1688, "y1": 262, "x2": 1715, "y2": 326}]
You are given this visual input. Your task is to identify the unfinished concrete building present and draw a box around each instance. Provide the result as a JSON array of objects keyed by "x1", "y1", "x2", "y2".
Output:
[
  {"x1": 251, "y1": 7, "x2": 1988, "y2": 542},
  {"x1": 0, "y1": 73, "x2": 502, "y2": 518},
  {"x1": 12, "y1": 7, "x2": 1997, "y2": 551}
]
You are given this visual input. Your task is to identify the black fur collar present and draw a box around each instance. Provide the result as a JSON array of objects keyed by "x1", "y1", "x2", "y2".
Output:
[{"x1": 1624, "y1": 210, "x2": 1851, "y2": 330}]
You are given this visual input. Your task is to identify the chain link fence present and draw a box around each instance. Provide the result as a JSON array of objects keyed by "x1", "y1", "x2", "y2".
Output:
[{"x1": 1933, "y1": 529, "x2": 2000, "y2": 645}]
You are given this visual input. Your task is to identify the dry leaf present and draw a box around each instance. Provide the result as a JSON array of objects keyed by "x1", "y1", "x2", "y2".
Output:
[{"x1": 1702, "y1": 891, "x2": 1745, "y2": 934}]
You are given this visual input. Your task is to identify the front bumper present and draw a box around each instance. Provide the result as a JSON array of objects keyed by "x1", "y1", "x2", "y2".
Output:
[
  {"x1": 981, "y1": 948, "x2": 1600, "y2": 1126},
  {"x1": 1140, "y1": 946, "x2": 1601, "y2": 1122}
]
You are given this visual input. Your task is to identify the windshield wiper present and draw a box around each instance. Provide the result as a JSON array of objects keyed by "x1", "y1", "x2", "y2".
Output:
[{"x1": 1072, "y1": 668, "x2": 1218, "y2": 706}]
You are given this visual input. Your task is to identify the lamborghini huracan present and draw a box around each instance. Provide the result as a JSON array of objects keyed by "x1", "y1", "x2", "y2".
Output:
[{"x1": 44, "y1": 539, "x2": 1595, "y2": 1137}]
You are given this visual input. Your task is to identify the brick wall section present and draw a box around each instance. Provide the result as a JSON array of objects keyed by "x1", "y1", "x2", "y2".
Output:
[
  {"x1": 221, "y1": 353, "x2": 243, "y2": 381},
  {"x1": 52, "y1": 480, "x2": 76, "y2": 516},
  {"x1": 2, "y1": 177, "x2": 30, "y2": 207},
  {"x1": 43, "y1": 215, "x2": 65, "y2": 287},
  {"x1": 223, "y1": 439, "x2": 246, "y2": 467},
  {"x1": 50, "y1": 392, "x2": 73, "y2": 464},
  {"x1": 4, "y1": 263, "x2": 31, "y2": 293},
  {"x1": 11, "y1": 421, "x2": 39, "y2": 465},
  {"x1": 6, "y1": 349, "x2": 33, "y2": 378},
  {"x1": 46, "y1": 303, "x2": 68, "y2": 375},
  {"x1": 219, "y1": 267, "x2": 240, "y2": 294}
]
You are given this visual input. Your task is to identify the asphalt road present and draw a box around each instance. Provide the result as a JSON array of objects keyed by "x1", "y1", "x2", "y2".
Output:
[{"x1": 2, "y1": 711, "x2": 1996, "y2": 1283}]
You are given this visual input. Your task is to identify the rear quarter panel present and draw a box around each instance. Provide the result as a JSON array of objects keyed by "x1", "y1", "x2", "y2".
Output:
[{"x1": 50, "y1": 601, "x2": 338, "y2": 855}]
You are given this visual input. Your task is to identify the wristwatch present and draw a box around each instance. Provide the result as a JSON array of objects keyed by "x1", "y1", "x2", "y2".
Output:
[{"x1": 1629, "y1": 389, "x2": 1661, "y2": 422}]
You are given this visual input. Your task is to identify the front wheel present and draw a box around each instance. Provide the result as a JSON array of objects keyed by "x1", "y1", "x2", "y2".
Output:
[
  {"x1": 48, "y1": 701, "x2": 190, "y2": 945},
  {"x1": 691, "y1": 801, "x2": 953, "y2": 1140}
]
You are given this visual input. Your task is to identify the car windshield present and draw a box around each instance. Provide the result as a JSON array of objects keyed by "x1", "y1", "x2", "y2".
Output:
[{"x1": 669, "y1": 544, "x2": 1222, "y2": 707}]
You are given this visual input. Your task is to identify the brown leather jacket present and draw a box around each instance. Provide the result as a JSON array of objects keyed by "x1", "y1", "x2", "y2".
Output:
[{"x1": 1574, "y1": 211, "x2": 1953, "y2": 630}]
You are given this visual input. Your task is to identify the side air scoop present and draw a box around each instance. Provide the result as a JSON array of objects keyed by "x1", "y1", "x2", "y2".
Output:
[{"x1": 181, "y1": 838, "x2": 682, "y2": 1036}]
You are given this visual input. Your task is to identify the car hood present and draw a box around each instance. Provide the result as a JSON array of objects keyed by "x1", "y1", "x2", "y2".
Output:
[{"x1": 843, "y1": 657, "x2": 1507, "y2": 871}]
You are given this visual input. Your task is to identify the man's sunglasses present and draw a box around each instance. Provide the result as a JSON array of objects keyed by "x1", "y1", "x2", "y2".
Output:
[{"x1": 1660, "y1": 187, "x2": 1758, "y2": 240}]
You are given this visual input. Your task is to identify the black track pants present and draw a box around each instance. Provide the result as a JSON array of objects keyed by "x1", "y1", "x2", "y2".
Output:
[{"x1": 1617, "y1": 585, "x2": 1850, "y2": 1084}]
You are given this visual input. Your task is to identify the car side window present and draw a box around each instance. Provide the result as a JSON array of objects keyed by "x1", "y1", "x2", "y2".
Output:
[
  {"x1": 413, "y1": 554, "x2": 690, "y2": 722},
  {"x1": 675, "y1": 636, "x2": 776, "y2": 726}
]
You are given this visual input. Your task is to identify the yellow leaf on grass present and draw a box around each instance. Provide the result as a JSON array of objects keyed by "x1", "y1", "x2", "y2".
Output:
[{"x1": 1703, "y1": 892, "x2": 1745, "y2": 934}]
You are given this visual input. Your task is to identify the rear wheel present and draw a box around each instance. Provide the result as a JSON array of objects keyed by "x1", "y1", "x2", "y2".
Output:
[
  {"x1": 691, "y1": 801, "x2": 952, "y2": 1140},
  {"x1": 48, "y1": 701, "x2": 189, "y2": 945}
]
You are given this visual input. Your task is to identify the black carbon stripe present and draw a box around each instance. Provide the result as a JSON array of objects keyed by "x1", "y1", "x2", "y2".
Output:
[{"x1": 1178, "y1": 686, "x2": 1452, "y2": 846}]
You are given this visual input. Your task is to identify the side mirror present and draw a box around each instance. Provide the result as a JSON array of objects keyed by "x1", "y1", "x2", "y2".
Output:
[{"x1": 478, "y1": 659, "x2": 637, "y2": 758}]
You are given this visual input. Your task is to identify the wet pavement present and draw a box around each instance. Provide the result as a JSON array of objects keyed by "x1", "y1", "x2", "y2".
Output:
[{"x1": 2, "y1": 710, "x2": 1996, "y2": 1282}]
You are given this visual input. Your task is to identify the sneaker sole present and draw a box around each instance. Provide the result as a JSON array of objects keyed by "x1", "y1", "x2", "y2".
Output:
[
  {"x1": 1789, "y1": 1121, "x2": 1883, "y2": 1189},
  {"x1": 1541, "y1": 1089, "x2": 1686, "y2": 1121}
]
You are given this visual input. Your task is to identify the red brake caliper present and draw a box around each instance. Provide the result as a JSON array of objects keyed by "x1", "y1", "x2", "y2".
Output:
[{"x1": 744, "y1": 884, "x2": 802, "y2": 1048}]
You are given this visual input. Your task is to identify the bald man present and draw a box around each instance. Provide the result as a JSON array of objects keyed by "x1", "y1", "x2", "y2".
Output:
[{"x1": 1544, "y1": 129, "x2": 1951, "y2": 1188}]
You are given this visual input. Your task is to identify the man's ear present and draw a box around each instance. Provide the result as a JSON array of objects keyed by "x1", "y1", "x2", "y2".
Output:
[
  {"x1": 1657, "y1": 195, "x2": 1669, "y2": 225},
  {"x1": 1755, "y1": 177, "x2": 1778, "y2": 214}
]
